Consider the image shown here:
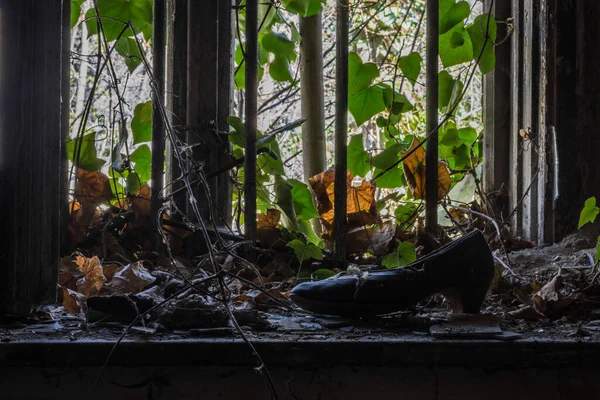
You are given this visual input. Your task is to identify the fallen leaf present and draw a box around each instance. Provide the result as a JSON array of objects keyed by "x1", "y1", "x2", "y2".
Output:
[
  {"x1": 346, "y1": 222, "x2": 395, "y2": 256},
  {"x1": 59, "y1": 285, "x2": 86, "y2": 314},
  {"x1": 402, "y1": 137, "x2": 451, "y2": 200},
  {"x1": 128, "y1": 182, "x2": 151, "y2": 223},
  {"x1": 102, "y1": 263, "x2": 119, "y2": 281},
  {"x1": 257, "y1": 209, "x2": 283, "y2": 247},
  {"x1": 103, "y1": 261, "x2": 156, "y2": 294},
  {"x1": 75, "y1": 168, "x2": 112, "y2": 206},
  {"x1": 75, "y1": 255, "x2": 107, "y2": 296}
]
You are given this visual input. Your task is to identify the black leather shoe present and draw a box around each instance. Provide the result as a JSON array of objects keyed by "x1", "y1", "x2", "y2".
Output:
[{"x1": 290, "y1": 230, "x2": 494, "y2": 316}]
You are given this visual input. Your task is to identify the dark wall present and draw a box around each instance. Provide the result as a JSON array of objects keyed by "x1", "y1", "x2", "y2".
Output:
[
  {"x1": 553, "y1": 1, "x2": 600, "y2": 238},
  {"x1": 0, "y1": 0, "x2": 69, "y2": 313}
]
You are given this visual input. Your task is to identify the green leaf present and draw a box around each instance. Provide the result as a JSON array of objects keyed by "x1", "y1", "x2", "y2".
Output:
[
  {"x1": 126, "y1": 172, "x2": 142, "y2": 194},
  {"x1": 438, "y1": 71, "x2": 464, "y2": 110},
  {"x1": 116, "y1": 37, "x2": 143, "y2": 73},
  {"x1": 439, "y1": 0, "x2": 471, "y2": 35},
  {"x1": 372, "y1": 143, "x2": 405, "y2": 188},
  {"x1": 440, "y1": 125, "x2": 462, "y2": 147},
  {"x1": 298, "y1": 219, "x2": 322, "y2": 246},
  {"x1": 373, "y1": 166, "x2": 405, "y2": 189},
  {"x1": 131, "y1": 101, "x2": 152, "y2": 144},
  {"x1": 130, "y1": 144, "x2": 152, "y2": 183},
  {"x1": 438, "y1": 70, "x2": 454, "y2": 109},
  {"x1": 261, "y1": 32, "x2": 297, "y2": 61},
  {"x1": 372, "y1": 143, "x2": 405, "y2": 169},
  {"x1": 280, "y1": 0, "x2": 326, "y2": 16},
  {"x1": 227, "y1": 115, "x2": 246, "y2": 147},
  {"x1": 312, "y1": 268, "x2": 335, "y2": 280},
  {"x1": 448, "y1": 144, "x2": 471, "y2": 170},
  {"x1": 269, "y1": 55, "x2": 294, "y2": 82},
  {"x1": 348, "y1": 135, "x2": 371, "y2": 177},
  {"x1": 439, "y1": 24, "x2": 473, "y2": 68},
  {"x1": 579, "y1": 197, "x2": 600, "y2": 229},
  {"x1": 65, "y1": 133, "x2": 106, "y2": 171},
  {"x1": 395, "y1": 203, "x2": 419, "y2": 223},
  {"x1": 396, "y1": 242, "x2": 417, "y2": 265},
  {"x1": 458, "y1": 127, "x2": 478, "y2": 144},
  {"x1": 71, "y1": 0, "x2": 84, "y2": 28},
  {"x1": 348, "y1": 52, "x2": 379, "y2": 96},
  {"x1": 595, "y1": 237, "x2": 600, "y2": 264},
  {"x1": 398, "y1": 52, "x2": 422, "y2": 84},
  {"x1": 467, "y1": 14, "x2": 497, "y2": 74},
  {"x1": 108, "y1": 177, "x2": 125, "y2": 205},
  {"x1": 287, "y1": 239, "x2": 323, "y2": 261},
  {"x1": 382, "y1": 242, "x2": 417, "y2": 268},
  {"x1": 85, "y1": 0, "x2": 153, "y2": 42},
  {"x1": 289, "y1": 179, "x2": 319, "y2": 220},
  {"x1": 349, "y1": 85, "x2": 387, "y2": 127}
]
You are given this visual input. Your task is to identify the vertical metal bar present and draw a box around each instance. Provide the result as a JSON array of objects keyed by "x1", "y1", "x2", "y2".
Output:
[
  {"x1": 334, "y1": 0, "x2": 349, "y2": 261},
  {"x1": 244, "y1": 0, "x2": 258, "y2": 243},
  {"x1": 152, "y1": 0, "x2": 167, "y2": 225},
  {"x1": 425, "y1": 0, "x2": 439, "y2": 237}
]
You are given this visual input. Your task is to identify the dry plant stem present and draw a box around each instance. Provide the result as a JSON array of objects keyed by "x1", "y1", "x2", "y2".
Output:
[
  {"x1": 446, "y1": 203, "x2": 515, "y2": 275},
  {"x1": 492, "y1": 254, "x2": 518, "y2": 278},
  {"x1": 85, "y1": 22, "x2": 282, "y2": 399}
]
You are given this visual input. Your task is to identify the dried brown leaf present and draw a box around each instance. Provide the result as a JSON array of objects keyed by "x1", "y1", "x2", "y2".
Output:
[
  {"x1": 76, "y1": 169, "x2": 112, "y2": 206},
  {"x1": 75, "y1": 255, "x2": 106, "y2": 296},
  {"x1": 59, "y1": 285, "x2": 86, "y2": 314},
  {"x1": 103, "y1": 261, "x2": 156, "y2": 294},
  {"x1": 128, "y1": 183, "x2": 151, "y2": 223},
  {"x1": 309, "y1": 168, "x2": 380, "y2": 236},
  {"x1": 257, "y1": 209, "x2": 282, "y2": 247},
  {"x1": 402, "y1": 137, "x2": 451, "y2": 200}
]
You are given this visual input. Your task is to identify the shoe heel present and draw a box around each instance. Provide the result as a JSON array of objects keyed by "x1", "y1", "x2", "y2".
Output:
[{"x1": 442, "y1": 259, "x2": 495, "y2": 313}]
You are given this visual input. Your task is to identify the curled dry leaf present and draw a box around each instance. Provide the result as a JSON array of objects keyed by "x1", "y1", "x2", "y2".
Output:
[
  {"x1": 76, "y1": 168, "x2": 112, "y2": 206},
  {"x1": 346, "y1": 222, "x2": 396, "y2": 256},
  {"x1": 532, "y1": 274, "x2": 578, "y2": 318},
  {"x1": 103, "y1": 261, "x2": 156, "y2": 294},
  {"x1": 59, "y1": 286, "x2": 86, "y2": 314},
  {"x1": 75, "y1": 255, "x2": 106, "y2": 296},
  {"x1": 102, "y1": 263, "x2": 119, "y2": 281},
  {"x1": 402, "y1": 137, "x2": 451, "y2": 200},
  {"x1": 308, "y1": 168, "x2": 380, "y2": 236},
  {"x1": 257, "y1": 209, "x2": 283, "y2": 248},
  {"x1": 128, "y1": 182, "x2": 151, "y2": 224}
]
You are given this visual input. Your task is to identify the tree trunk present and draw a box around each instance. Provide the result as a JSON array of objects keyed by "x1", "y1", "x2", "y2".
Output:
[
  {"x1": 300, "y1": 14, "x2": 327, "y2": 233},
  {"x1": 300, "y1": 15, "x2": 327, "y2": 181}
]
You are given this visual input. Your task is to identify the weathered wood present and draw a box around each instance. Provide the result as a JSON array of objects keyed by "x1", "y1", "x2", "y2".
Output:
[
  {"x1": 550, "y1": 1, "x2": 577, "y2": 239},
  {"x1": 482, "y1": 0, "x2": 512, "y2": 220},
  {"x1": 571, "y1": 3, "x2": 600, "y2": 235},
  {"x1": 509, "y1": 0, "x2": 523, "y2": 236},
  {"x1": 0, "y1": 0, "x2": 70, "y2": 313},
  {"x1": 165, "y1": 0, "x2": 188, "y2": 207},
  {"x1": 187, "y1": 0, "x2": 233, "y2": 228}
]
